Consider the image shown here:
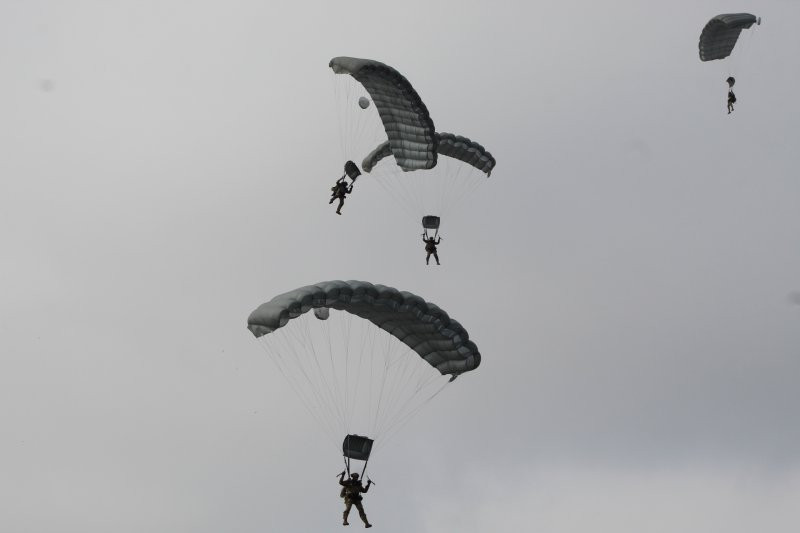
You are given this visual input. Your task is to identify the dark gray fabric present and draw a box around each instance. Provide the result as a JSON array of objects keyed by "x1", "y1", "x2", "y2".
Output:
[
  {"x1": 699, "y1": 13, "x2": 758, "y2": 62},
  {"x1": 362, "y1": 133, "x2": 496, "y2": 176},
  {"x1": 247, "y1": 280, "x2": 480, "y2": 377},
  {"x1": 330, "y1": 57, "x2": 437, "y2": 172},
  {"x1": 436, "y1": 133, "x2": 496, "y2": 176},
  {"x1": 343, "y1": 435, "x2": 374, "y2": 461}
]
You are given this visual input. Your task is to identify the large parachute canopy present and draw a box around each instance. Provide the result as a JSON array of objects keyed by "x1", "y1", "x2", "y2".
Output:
[
  {"x1": 329, "y1": 57, "x2": 495, "y2": 235},
  {"x1": 699, "y1": 13, "x2": 759, "y2": 62},
  {"x1": 360, "y1": 132, "x2": 496, "y2": 232},
  {"x1": 247, "y1": 280, "x2": 480, "y2": 465},
  {"x1": 362, "y1": 133, "x2": 496, "y2": 176},
  {"x1": 330, "y1": 57, "x2": 437, "y2": 172}
]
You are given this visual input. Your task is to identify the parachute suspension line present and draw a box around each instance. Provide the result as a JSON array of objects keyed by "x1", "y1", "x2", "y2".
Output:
[
  {"x1": 342, "y1": 311, "x2": 356, "y2": 434},
  {"x1": 370, "y1": 331, "x2": 394, "y2": 437},
  {"x1": 284, "y1": 319, "x2": 347, "y2": 434},
  {"x1": 367, "y1": 324, "x2": 376, "y2": 437},
  {"x1": 443, "y1": 165, "x2": 484, "y2": 222},
  {"x1": 271, "y1": 325, "x2": 341, "y2": 436},
  {"x1": 375, "y1": 378, "x2": 451, "y2": 454},
  {"x1": 452, "y1": 170, "x2": 486, "y2": 224},
  {"x1": 372, "y1": 167, "x2": 419, "y2": 221},
  {"x1": 373, "y1": 346, "x2": 419, "y2": 437},
  {"x1": 373, "y1": 345, "x2": 441, "y2": 439},
  {"x1": 381, "y1": 165, "x2": 417, "y2": 217},
  {"x1": 298, "y1": 315, "x2": 349, "y2": 431},
  {"x1": 259, "y1": 331, "x2": 339, "y2": 447},
  {"x1": 345, "y1": 315, "x2": 371, "y2": 433},
  {"x1": 332, "y1": 76, "x2": 348, "y2": 162},
  {"x1": 292, "y1": 318, "x2": 346, "y2": 430},
  {"x1": 322, "y1": 312, "x2": 348, "y2": 427}
]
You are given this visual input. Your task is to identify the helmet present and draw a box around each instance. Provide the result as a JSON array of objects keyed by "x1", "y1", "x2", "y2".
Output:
[{"x1": 351, "y1": 473, "x2": 359, "y2": 479}]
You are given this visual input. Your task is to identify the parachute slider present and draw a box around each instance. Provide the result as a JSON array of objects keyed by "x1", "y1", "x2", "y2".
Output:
[
  {"x1": 343, "y1": 434, "x2": 374, "y2": 461},
  {"x1": 314, "y1": 308, "x2": 330, "y2": 320}
]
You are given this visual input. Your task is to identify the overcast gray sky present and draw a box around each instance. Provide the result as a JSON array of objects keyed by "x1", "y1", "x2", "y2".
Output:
[{"x1": 2, "y1": 1, "x2": 799, "y2": 531}]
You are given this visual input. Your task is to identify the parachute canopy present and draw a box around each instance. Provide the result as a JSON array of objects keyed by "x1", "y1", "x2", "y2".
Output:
[
  {"x1": 248, "y1": 280, "x2": 480, "y2": 377},
  {"x1": 699, "y1": 13, "x2": 759, "y2": 61},
  {"x1": 330, "y1": 57, "x2": 437, "y2": 172},
  {"x1": 362, "y1": 132, "x2": 496, "y2": 176}
]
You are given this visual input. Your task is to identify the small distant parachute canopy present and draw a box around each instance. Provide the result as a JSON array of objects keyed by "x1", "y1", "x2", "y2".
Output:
[
  {"x1": 422, "y1": 215, "x2": 441, "y2": 230},
  {"x1": 727, "y1": 76, "x2": 736, "y2": 88},
  {"x1": 314, "y1": 308, "x2": 330, "y2": 320},
  {"x1": 699, "y1": 13, "x2": 759, "y2": 62},
  {"x1": 343, "y1": 434, "x2": 374, "y2": 461},
  {"x1": 330, "y1": 57, "x2": 437, "y2": 172},
  {"x1": 344, "y1": 160, "x2": 362, "y2": 181},
  {"x1": 358, "y1": 96, "x2": 370, "y2": 109},
  {"x1": 362, "y1": 132, "x2": 496, "y2": 176}
]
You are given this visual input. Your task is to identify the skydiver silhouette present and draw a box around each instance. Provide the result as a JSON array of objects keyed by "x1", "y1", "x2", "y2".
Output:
[
  {"x1": 338, "y1": 472, "x2": 372, "y2": 527},
  {"x1": 423, "y1": 235, "x2": 441, "y2": 265},
  {"x1": 728, "y1": 89, "x2": 737, "y2": 114},
  {"x1": 329, "y1": 175, "x2": 353, "y2": 215}
]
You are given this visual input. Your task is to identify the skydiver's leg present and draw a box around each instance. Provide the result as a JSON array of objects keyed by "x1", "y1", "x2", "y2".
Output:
[
  {"x1": 434, "y1": 252, "x2": 440, "y2": 265},
  {"x1": 343, "y1": 501, "x2": 352, "y2": 525},
  {"x1": 336, "y1": 197, "x2": 344, "y2": 214},
  {"x1": 426, "y1": 252, "x2": 431, "y2": 265},
  {"x1": 355, "y1": 502, "x2": 370, "y2": 527}
]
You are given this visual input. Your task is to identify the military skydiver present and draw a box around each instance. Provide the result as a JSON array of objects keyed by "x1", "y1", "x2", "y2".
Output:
[
  {"x1": 338, "y1": 471, "x2": 372, "y2": 527},
  {"x1": 423, "y1": 235, "x2": 442, "y2": 265},
  {"x1": 727, "y1": 89, "x2": 737, "y2": 114},
  {"x1": 329, "y1": 175, "x2": 353, "y2": 215}
]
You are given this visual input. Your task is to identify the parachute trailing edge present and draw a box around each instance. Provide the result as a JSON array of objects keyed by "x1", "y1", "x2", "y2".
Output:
[
  {"x1": 362, "y1": 133, "x2": 496, "y2": 176},
  {"x1": 330, "y1": 57, "x2": 437, "y2": 172},
  {"x1": 247, "y1": 280, "x2": 480, "y2": 377},
  {"x1": 699, "y1": 13, "x2": 759, "y2": 62}
]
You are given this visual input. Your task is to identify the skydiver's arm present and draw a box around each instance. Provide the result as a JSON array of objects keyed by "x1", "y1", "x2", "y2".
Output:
[
  {"x1": 339, "y1": 472, "x2": 347, "y2": 485},
  {"x1": 362, "y1": 482, "x2": 370, "y2": 493},
  {"x1": 436, "y1": 237, "x2": 441, "y2": 244}
]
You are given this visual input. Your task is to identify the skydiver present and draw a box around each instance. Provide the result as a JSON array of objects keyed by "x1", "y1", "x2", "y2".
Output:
[
  {"x1": 338, "y1": 471, "x2": 372, "y2": 528},
  {"x1": 727, "y1": 89, "x2": 736, "y2": 114},
  {"x1": 329, "y1": 175, "x2": 353, "y2": 215},
  {"x1": 423, "y1": 235, "x2": 441, "y2": 265}
]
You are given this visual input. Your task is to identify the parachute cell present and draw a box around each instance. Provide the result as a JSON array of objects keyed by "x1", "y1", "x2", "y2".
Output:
[
  {"x1": 330, "y1": 57, "x2": 437, "y2": 172},
  {"x1": 699, "y1": 13, "x2": 759, "y2": 62}
]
